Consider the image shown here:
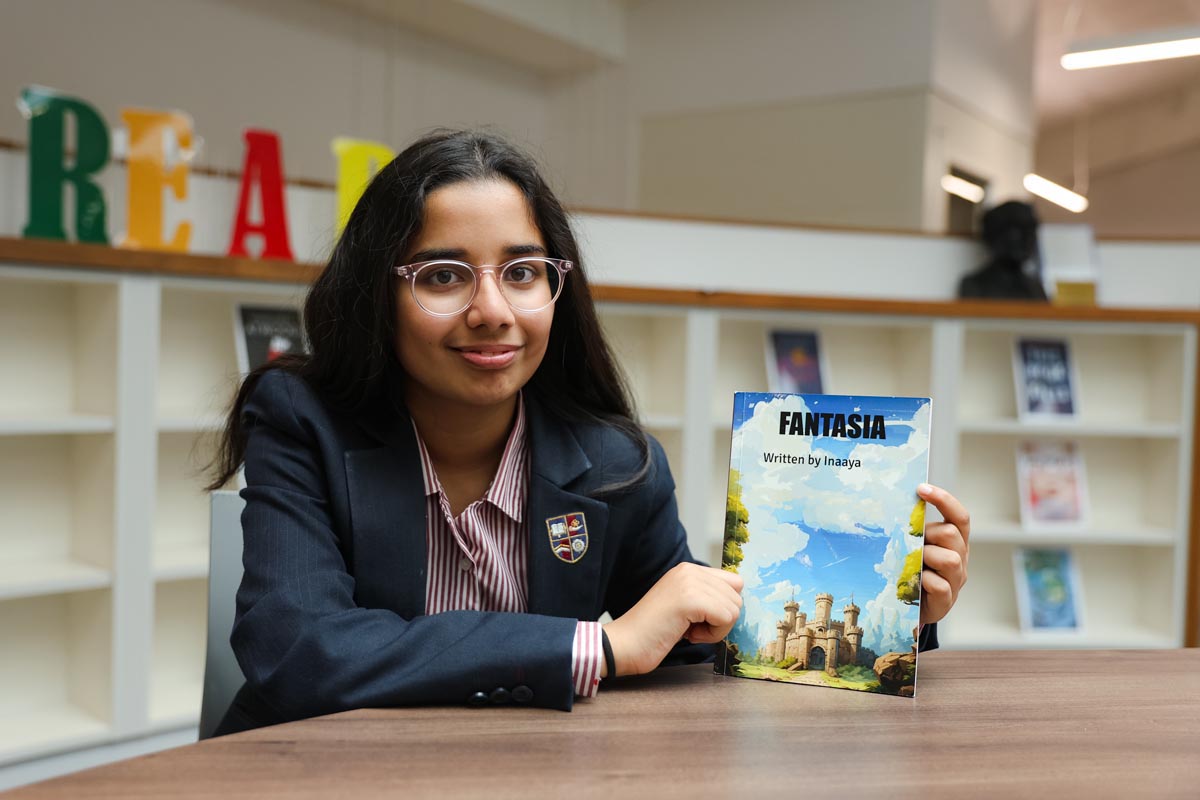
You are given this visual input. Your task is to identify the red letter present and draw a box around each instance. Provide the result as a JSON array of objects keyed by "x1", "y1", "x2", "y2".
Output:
[{"x1": 227, "y1": 129, "x2": 294, "y2": 260}]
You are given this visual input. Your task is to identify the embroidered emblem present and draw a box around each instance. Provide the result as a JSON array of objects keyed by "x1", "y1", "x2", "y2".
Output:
[{"x1": 546, "y1": 513, "x2": 589, "y2": 564}]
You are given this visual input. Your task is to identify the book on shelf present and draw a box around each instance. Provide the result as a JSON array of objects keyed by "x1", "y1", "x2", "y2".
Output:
[
  {"x1": 716, "y1": 392, "x2": 931, "y2": 698},
  {"x1": 1013, "y1": 337, "x2": 1078, "y2": 420},
  {"x1": 765, "y1": 330, "x2": 825, "y2": 394},
  {"x1": 1016, "y1": 440, "x2": 1088, "y2": 529},
  {"x1": 233, "y1": 304, "x2": 305, "y2": 374},
  {"x1": 1013, "y1": 547, "x2": 1084, "y2": 633}
]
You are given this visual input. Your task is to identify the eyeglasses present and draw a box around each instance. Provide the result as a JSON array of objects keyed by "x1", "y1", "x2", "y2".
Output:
[{"x1": 393, "y1": 257, "x2": 573, "y2": 317}]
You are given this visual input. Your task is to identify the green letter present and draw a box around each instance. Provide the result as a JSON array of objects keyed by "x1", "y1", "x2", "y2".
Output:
[{"x1": 21, "y1": 86, "x2": 110, "y2": 243}]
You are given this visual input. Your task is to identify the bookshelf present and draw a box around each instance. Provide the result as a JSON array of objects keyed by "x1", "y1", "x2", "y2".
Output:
[{"x1": 0, "y1": 239, "x2": 1197, "y2": 772}]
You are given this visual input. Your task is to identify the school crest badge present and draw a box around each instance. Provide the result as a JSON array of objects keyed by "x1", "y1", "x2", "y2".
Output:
[{"x1": 546, "y1": 513, "x2": 589, "y2": 564}]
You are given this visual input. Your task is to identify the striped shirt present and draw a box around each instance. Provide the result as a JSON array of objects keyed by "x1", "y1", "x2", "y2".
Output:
[{"x1": 414, "y1": 395, "x2": 603, "y2": 698}]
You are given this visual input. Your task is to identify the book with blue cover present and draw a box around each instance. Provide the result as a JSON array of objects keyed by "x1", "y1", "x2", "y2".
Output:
[{"x1": 715, "y1": 392, "x2": 932, "y2": 697}]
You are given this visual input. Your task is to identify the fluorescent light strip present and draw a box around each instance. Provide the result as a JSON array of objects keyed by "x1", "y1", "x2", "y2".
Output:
[
  {"x1": 1063, "y1": 26, "x2": 1200, "y2": 69},
  {"x1": 940, "y1": 174, "x2": 986, "y2": 204},
  {"x1": 1023, "y1": 173, "x2": 1089, "y2": 213}
]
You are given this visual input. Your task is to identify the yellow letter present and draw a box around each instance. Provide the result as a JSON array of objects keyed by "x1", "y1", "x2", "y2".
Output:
[
  {"x1": 332, "y1": 137, "x2": 394, "y2": 233},
  {"x1": 121, "y1": 108, "x2": 193, "y2": 251}
]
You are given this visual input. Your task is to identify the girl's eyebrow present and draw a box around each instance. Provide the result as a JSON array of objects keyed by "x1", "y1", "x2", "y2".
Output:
[{"x1": 406, "y1": 243, "x2": 547, "y2": 263}]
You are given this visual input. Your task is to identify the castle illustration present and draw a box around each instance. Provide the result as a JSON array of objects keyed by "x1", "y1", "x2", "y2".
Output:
[{"x1": 756, "y1": 593, "x2": 862, "y2": 675}]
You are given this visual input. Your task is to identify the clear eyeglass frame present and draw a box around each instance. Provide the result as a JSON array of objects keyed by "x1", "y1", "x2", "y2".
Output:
[{"x1": 392, "y1": 256, "x2": 573, "y2": 317}]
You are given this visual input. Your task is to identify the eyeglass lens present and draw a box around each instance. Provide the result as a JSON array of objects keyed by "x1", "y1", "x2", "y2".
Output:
[{"x1": 412, "y1": 259, "x2": 562, "y2": 314}]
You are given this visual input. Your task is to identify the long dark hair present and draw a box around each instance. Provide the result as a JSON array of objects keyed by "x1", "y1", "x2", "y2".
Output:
[{"x1": 207, "y1": 128, "x2": 647, "y2": 492}]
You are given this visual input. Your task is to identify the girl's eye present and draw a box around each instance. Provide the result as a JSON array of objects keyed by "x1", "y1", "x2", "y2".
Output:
[
  {"x1": 505, "y1": 263, "x2": 544, "y2": 285},
  {"x1": 419, "y1": 265, "x2": 470, "y2": 289}
]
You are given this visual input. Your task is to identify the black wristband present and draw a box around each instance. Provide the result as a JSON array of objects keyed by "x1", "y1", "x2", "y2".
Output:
[{"x1": 601, "y1": 629, "x2": 617, "y2": 680}]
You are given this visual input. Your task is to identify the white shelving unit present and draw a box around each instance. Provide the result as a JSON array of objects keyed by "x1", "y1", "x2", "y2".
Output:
[
  {"x1": 0, "y1": 263, "x2": 302, "y2": 769},
  {"x1": 1, "y1": 250, "x2": 1196, "y2": 772}
]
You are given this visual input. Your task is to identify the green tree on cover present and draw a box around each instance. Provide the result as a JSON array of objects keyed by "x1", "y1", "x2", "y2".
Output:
[
  {"x1": 909, "y1": 498, "x2": 926, "y2": 537},
  {"x1": 723, "y1": 470, "x2": 750, "y2": 571},
  {"x1": 897, "y1": 548, "x2": 923, "y2": 605}
]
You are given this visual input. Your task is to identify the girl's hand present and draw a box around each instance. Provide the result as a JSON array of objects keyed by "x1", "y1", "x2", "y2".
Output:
[
  {"x1": 917, "y1": 483, "x2": 970, "y2": 625},
  {"x1": 603, "y1": 563, "x2": 744, "y2": 677}
]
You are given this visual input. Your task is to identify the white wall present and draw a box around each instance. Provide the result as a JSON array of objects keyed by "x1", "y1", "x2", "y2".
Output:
[
  {"x1": 636, "y1": 89, "x2": 930, "y2": 229},
  {"x1": 930, "y1": 0, "x2": 1036, "y2": 139},
  {"x1": 0, "y1": 0, "x2": 551, "y2": 183},
  {"x1": 625, "y1": 0, "x2": 937, "y2": 116}
]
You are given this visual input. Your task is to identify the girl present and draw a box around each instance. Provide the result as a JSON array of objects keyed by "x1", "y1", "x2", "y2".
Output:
[{"x1": 207, "y1": 129, "x2": 969, "y2": 734}]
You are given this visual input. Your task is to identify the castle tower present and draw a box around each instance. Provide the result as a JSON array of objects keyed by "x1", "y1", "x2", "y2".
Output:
[
  {"x1": 815, "y1": 593, "x2": 833, "y2": 624},
  {"x1": 843, "y1": 601, "x2": 862, "y2": 664},
  {"x1": 843, "y1": 601, "x2": 860, "y2": 629},
  {"x1": 784, "y1": 596, "x2": 799, "y2": 630},
  {"x1": 776, "y1": 620, "x2": 790, "y2": 661}
]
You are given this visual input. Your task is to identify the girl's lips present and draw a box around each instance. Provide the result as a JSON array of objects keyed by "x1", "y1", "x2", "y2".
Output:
[{"x1": 454, "y1": 345, "x2": 519, "y2": 369}]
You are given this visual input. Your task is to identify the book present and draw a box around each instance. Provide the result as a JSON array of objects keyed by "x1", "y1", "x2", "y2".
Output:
[
  {"x1": 1013, "y1": 547, "x2": 1084, "y2": 632},
  {"x1": 715, "y1": 392, "x2": 932, "y2": 698},
  {"x1": 765, "y1": 330, "x2": 825, "y2": 394},
  {"x1": 1016, "y1": 441, "x2": 1088, "y2": 529},
  {"x1": 1013, "y1": 337, "x2": 1078, "y2": 419},
  {"x1": 234, "y1": 304, "x2": 305, "y2": 374}
]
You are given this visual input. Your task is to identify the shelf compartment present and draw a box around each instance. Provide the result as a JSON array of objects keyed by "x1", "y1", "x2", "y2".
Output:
[
  {"x1": 0, "y1": 415, "x2": 115, "y2": 436},
  {"x1": 957, "y1": 433, "x2": 1181, "y2": 535},
  {"x1": 0, "y1": 590, "x2": 113, "y2": 765},
  {"x1": 149, "y1": 579, "x2": 207, "y2": 727},
  {"x1": 937, "y1": 542, "x2": 1178, "y2": 650},
  {"x1": 970, "y1": 523, "x2": 1178, "y2": 547},
  {"x1": 0, "y1": 278, "x2": 118, "y2": 421},
  {"x1": 154, "y1": 431, "x2": 221, "y2": 581},
  {"x1": 958, "y1": 419, "x2": 1180, "y2": 439},
  {"x1": 0, "y1": 434, "x2": 114, "y2": 601},
  {"x1": 597, "y1": 308, "x2": 686, "y2": 421},
  {"x1": 157, "y1": 286, "x2": 304, "y2": 421},
  {"x1": 959, "y1": 327, "x2": 1187, "y2": 428},
  {"x1": 712, "y1": 317, "x2": 932, "y2": 424}
]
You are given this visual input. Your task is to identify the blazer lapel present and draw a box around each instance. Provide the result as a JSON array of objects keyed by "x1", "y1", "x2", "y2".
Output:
[
  {"x1": 346, "y1": 390, "x2": 428, "y2": 619},
  {"x1": 524, "y1": 398, "x2": 609, "y2": 620}
]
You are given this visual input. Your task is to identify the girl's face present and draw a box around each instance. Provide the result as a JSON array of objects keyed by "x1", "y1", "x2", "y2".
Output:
[{"x1": 394, "y1": 179, "x2": 554, "y2": 413}]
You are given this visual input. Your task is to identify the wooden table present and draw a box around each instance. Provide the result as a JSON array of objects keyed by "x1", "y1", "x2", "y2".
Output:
[{"x1": 10, "y1": 650, "x2": 1200, "y2": 798}]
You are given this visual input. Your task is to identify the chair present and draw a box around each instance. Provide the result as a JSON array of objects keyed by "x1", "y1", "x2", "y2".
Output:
[{"x1": 199, "y1": 490, "x2": 247, "y2": 740}]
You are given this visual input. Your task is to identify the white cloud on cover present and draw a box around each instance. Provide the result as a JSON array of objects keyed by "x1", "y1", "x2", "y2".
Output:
[{"x1": 862, "y1": 530, "x2": 923, "y2": 653}]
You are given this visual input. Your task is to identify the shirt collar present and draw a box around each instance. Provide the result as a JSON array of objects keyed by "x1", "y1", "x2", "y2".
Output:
[{"x1": 411, "y1": 393, "x2": 528, "y2": 523}]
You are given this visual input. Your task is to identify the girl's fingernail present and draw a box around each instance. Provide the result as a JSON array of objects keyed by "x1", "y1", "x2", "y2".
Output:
[{"x1": 918, "y1": 484, "x2": 932, "y2": 495}]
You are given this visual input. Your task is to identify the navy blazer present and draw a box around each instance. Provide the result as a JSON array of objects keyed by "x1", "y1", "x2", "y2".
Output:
[{"x1": 215, "y1": 370, "x2": 713, "y2": 735}]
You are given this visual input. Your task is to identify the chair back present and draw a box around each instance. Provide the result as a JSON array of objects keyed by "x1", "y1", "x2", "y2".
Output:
[{"x1": 199, "y1": 490, "x2": 247, "y2": 740}]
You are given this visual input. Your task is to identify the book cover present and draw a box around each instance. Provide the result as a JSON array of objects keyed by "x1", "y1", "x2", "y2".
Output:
[
  {"x1": 1013, "y1": 337, "x2": 1078, "y2": 419},
  {"x1": 716, "y1": 392, "x2": 932, "y2": 698},
  {"x1": 234, "y1": 304, "x2": 305, "y2": 374},
  {"x1": 1013, "y1": 547, "x2": 1084, "y2": 632},
  {"x1": 766, "y1": 330, "x2": 825, "y2": 394},
  {"x1": 1016, "y1": 440, "x2": 1088, "y2": 528}
]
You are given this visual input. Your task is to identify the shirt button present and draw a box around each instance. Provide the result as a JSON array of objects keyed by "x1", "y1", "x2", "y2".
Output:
[
  {"x1": 468, "y1": 691, "x2": 488, "y2": 707},
  {"x1": 489, "y1": 688, "x2": 511, "y2": 705},
  {"x1": 459, "y1": 557, "x2": 472, "y2": 572},
  {"x1": 512, "y1": 685, "x2": 533, "y2": 704}
]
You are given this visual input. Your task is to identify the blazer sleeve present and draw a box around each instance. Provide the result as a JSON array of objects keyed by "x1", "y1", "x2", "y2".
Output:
[
  {"x1": 230, "y1": 372, "x2": 580, "y2": 722},
  {"x1": 601, "y1": 435, "x2": 714, "y2": 667}
]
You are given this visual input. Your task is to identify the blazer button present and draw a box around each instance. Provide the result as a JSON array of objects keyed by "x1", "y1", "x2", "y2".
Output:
[
  {"x1": 512, "y1": 685, "x2": 533, "y2": 704},
  {"x1": 489, "y1": 688, "x2": 511, "y2": 705},
  {"x1": 468, "y1": 691, "x2": 489, "y2": 707}
]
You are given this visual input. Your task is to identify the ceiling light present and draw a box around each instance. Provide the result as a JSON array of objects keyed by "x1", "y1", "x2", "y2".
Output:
[
  {"x1": 1024, "y1": 174, "x2": 1089, "y2": 213},
  {"x1": 940, "y1": 174, "x2": 986, "y2": 203},
  {"x1": 1062, "y1": 26, "x2": 1200, "y2": 70}
]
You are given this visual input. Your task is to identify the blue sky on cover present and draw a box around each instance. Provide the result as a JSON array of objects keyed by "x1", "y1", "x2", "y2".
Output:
[{"x1": 727, "y1": 393, "x2": 931, "y2": 657}]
